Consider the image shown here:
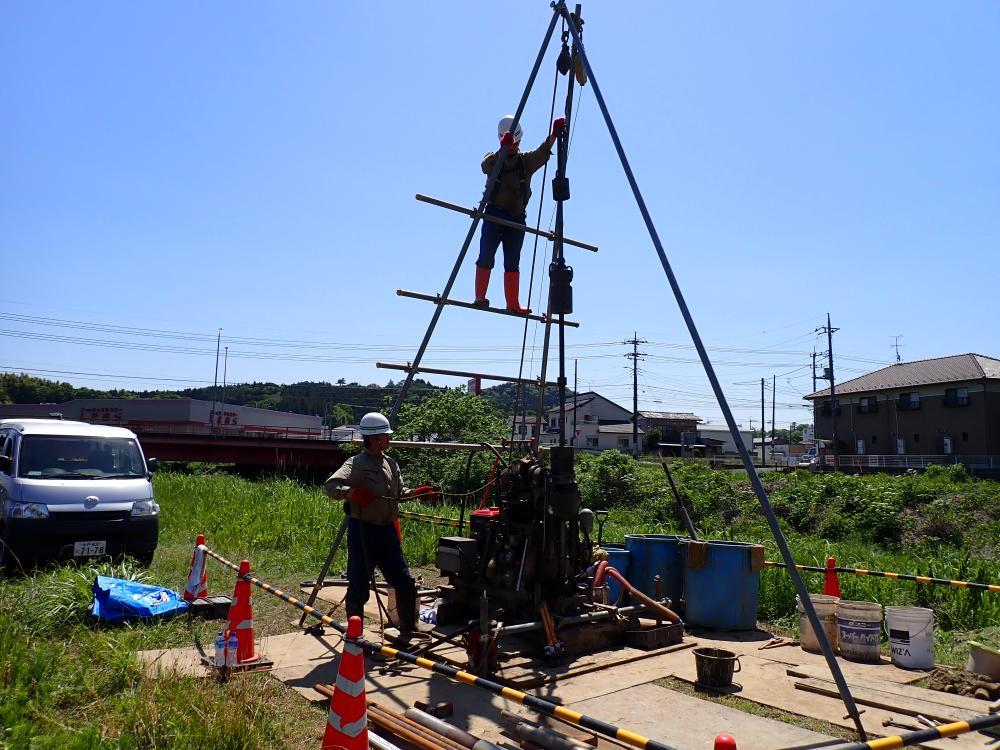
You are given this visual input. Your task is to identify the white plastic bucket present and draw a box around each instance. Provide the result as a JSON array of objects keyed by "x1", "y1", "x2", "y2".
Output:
[
  {"x1": 836, "y1": 600, "x2": 883, "y2": 662},
  {"x1": 797, "y1": 594, "x2": 839, "y2": 654},
  {"x1": 885, "y1": 606, "x2": 935, "y2": 670}
]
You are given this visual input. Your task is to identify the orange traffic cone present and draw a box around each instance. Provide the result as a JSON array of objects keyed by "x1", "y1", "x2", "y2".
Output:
[
  {"x1": 322, "y1": 615, "x2": 368, "y2": 750},
  {"x1": 715, "y1": 734, "x2": 737, "y2": 750},
  {"x1": 823, "y1": 556, "x2": 841, "y2": 598},
  {"x1": 183, "y1": 534, "x2": 208, "y2": 600},
  {"x1": 227, "y1": 559, "x2": 261, "y2": 664}
]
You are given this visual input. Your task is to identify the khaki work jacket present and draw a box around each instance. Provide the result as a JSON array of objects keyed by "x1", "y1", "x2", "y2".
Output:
[{"x1": 323, "y1": 449, "x2": 406, "y2": 526}]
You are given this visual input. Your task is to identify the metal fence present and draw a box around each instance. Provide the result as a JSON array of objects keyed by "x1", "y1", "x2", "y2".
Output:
[{"x1": 822, "y1": 454, "x2": 1000, "y2": 470}]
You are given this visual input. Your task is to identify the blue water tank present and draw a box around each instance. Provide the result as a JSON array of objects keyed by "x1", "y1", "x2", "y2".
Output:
[
  {"x1": 624, "y1": 534, "x2": 684, "y2": 609},
  {"x1": 683, "y1": 540, "x2": 762, "y2": 630},
  {"x1": 601, "y1": 544, "x2": 630, "y2": 605}
]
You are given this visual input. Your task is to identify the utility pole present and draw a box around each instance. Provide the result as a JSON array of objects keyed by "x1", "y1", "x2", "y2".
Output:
[
  {"x1": 212, "y1": 328, "x2": 222, "y2": 433},
  {"x1": 573, "y1": 358, "x2": 578, "y2": 450},
  {"x1": 624, "y1": 332, "x2": 647, "y2": 458},
  {"x1": 220, "y1": 346, "x2": 229, "y2": 428},
  {"x1": 812, "y1": 349, "x2": 817, "y2": 393},
  {"x1": 816, "y1": 314, "x2": 841, "y2": 470},
  {"x1": 771, "y1": 373, "x2": 776, "y2": 462},
  {"x1": 760, "y1": 378, "x2": 766, "y2": 466}
]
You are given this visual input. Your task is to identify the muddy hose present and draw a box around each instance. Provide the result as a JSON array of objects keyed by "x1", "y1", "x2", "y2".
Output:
[{"x1": 592, "y1": 560, "x2": 682, "y2": 624}]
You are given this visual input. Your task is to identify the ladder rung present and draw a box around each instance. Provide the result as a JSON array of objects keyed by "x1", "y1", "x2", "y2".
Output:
[
  {"x1": 377, "y1": 361, "x2": 559, "y2": 388},
  {"x1": 396, "y1": 289, "x2": 580, "y2": 328},
  {"x1": 415, "y1": 193, "x2": 599, "y2": 253}
]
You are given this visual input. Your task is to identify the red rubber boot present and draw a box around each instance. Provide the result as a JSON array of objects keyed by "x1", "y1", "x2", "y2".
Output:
[
  {"x1": 473, "y1": 267, "x2": 491, "y2": 308},
  {"x1": 503, "y1": 271, "x2": 531, "y2": 314}
]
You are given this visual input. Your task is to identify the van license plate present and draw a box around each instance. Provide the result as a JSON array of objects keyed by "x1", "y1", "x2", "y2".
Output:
[{"x1": 73, "y1": 541, "x2": 107, "y2": 557}]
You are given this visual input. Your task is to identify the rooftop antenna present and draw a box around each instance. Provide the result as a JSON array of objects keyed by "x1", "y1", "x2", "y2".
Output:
[{"x1": 891, "y1": 334, "x2": 904, "y2": 363}]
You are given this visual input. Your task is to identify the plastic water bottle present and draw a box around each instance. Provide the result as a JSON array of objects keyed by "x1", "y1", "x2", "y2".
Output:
[
  {"x1": 226, "y1": 630, "x2": 239, "y2": 667},
  {"x1": 214, "y1": 631, "x2": 227, "y2": 668}
]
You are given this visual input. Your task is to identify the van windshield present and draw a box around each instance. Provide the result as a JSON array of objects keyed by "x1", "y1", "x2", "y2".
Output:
[{"x1": 18, "y1": 436, "x2": 147, "y2": 479}]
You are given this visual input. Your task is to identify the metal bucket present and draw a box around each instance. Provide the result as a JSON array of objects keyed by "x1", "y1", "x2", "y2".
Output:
[{"x1": 693, "y1": 647, "x2": 741, "y2": 688}]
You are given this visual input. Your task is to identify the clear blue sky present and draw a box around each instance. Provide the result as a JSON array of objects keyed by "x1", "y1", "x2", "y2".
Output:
[{"x1": 3, "y1": 2, "x2": 998, "y2": 429}]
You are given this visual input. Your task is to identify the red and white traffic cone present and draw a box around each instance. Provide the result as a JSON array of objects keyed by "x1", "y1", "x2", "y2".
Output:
[
  {"x1": 183, "y1": 534, "x2": 208, "y2": 600},
  {"x1": 226, "y1": 559, "x2": 261, "y2": 664},
  {"x1": 322, "y1": 615, "x2": 368, "y2": 750},
  {"x1": 823, "y1": 556, "x2": 841, "y2": 598},
  {"x1": 714, "y1": 734, "x2": 737, "y2": 750}
]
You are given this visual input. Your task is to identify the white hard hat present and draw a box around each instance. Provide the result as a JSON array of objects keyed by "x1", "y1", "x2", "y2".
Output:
[
  {"x1": 498, "y1": 115, "x2": 523, "y2": 143},
  {"x1": 359, "y1": 412, "x2": 393, "y2": 436}
]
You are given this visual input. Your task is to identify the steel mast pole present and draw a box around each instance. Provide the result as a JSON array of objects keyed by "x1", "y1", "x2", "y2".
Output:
[{"x1": 556, "y1": 7, "x2": 867, "y2": 738}]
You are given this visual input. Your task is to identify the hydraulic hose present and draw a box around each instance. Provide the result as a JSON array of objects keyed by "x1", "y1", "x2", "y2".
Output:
[{"x1": 592, "y1": 561, "x2": 682, "y2": 624}]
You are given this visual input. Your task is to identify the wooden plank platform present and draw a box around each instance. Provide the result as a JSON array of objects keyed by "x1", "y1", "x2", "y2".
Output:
[{"x1": 397, "y1": 288, "x2": 581, "y2": 327}]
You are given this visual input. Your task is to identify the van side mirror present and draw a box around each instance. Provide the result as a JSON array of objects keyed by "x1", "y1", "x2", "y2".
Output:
[
  {"x1": 146, "y1": 457, "x2": 158, "y2": 474},
  {"x1": 0, "y1": 455, "x2": 10, "y2": 474}
]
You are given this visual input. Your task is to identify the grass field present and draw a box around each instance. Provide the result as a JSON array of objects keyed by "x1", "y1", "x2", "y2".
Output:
[{"x1": 1, "y1": 470, "x2": 997, "y2": 749}]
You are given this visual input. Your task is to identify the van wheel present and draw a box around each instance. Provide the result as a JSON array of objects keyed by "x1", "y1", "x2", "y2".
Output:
[{"x1": 134, "y1": 550, "x2": 155, "y2": 567}]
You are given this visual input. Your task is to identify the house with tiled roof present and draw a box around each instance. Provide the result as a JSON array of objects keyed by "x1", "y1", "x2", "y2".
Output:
[{"x1": 804, "y1": 353, "x2": 1000, "y2": 468}]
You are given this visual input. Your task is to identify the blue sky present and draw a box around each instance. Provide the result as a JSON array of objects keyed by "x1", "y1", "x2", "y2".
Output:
[{"x1": 2, "y1": 2, "x2": 998, "y2": 429}]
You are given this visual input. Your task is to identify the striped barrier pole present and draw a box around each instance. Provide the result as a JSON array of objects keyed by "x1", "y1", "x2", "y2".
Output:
[
  {"x1": 820, "y1": 712, "x2": 1000, "y2": 750},
  {"x1": 197, "y1": 544, "x2": 680, "y2": 750},
  {"x1": 763, "y1": 561, "x2": 1000, "y2": 593},
  {"x1": 396, "y1": 510, "x2": 462, "y2": 528}
]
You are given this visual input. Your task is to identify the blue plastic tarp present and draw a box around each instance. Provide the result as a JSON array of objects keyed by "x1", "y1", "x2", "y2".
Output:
[{"x1": 91, "y1": 575, "x2": 189, "y2": 624}]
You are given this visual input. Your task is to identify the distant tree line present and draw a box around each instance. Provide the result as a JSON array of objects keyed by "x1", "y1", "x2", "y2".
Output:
[{"x1": 0, "y1": 372, "x2": 569, "y2": 425}]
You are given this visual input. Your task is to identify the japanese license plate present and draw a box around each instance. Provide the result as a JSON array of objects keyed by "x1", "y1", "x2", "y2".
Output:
[{"x1": 73, "y1": 540, "x2": 107, "y2": 557}]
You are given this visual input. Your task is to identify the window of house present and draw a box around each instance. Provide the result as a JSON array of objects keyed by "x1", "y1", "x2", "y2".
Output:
[
  {"x1": 913, "y1": 433, "x2": 920, "y2": 444},
  {"x1": 896, "y1": 437, "x2": 905, "y2": 455},
  {"x1": 962, "y1": 432, "x2": 969, "y2": 442},
  {"x1": 945, "y1": 387, "x2": 970, "y2": 406},
  {"x1": 943, "y1": 436, "x2": 953, "y2": 455},
  {"x1": 586, "y1": 437, "x2": 598, "y2": 448},
  {"x1": 821, "y1": 399, "x2": 841, "y2": 417},
  {"x1": 898, "y1": 392, "x2": 921, "y2": 410},
  {"x1": 858, "y1": 396, "x2": 878, "y2": 414},
  {"x1": 856, "y1": 438, "x2": 865, "y2": 455},
  {"x1": 617, "y1": 438, "x2": 629, "y2": 449},
  {"x1": 871, "y1": 435, "x2": 878, "y2": 445}
]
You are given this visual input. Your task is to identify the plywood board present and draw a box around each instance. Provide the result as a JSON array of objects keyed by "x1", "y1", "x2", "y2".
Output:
[
  {"x1": 568, "y1": 683, "x2": 837, "y2": 750},
  {"x1": 794, "y1": 677, "x2": 981, "y2": 724},
  {"x1": 788, "y1": 664, "x2": 994, "y2": 715}
]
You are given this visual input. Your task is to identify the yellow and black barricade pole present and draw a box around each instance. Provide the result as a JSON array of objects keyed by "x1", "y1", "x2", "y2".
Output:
[
  {"x1": 763, "y1": 561, "x2": 1000, "y2": 593},
  {"x1": 821, "y1": 713, "x2": 1000, "y2": 750},
  {"x1": 396, "y1": 510, "x2": 462, "y2": 529},
  {"x1": 198, "y1": 544, "x2": 679, "y2": 750}
]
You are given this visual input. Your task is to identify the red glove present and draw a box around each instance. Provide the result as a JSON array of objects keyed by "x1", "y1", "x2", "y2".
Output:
[
  {"x1": 408, "y1": 485, "x2": 439, "y2": 501},
  {"x1": 347, "y1": 486, "x2": 376, "y2": 506},
  {"x1": 500, "y1": 130, "x2": 515, "y2": 149},
  {"x1": 551, "y1": 117, "x2": 566, "y2": 138}
]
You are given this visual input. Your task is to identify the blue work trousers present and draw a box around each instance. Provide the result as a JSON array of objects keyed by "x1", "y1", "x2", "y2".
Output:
[
  {"x1": 345, "y1": 518, "x2": 413, "y2": 609},
  {"x1": 476, "y1": 206, "x2": 526, "y2": 272}
]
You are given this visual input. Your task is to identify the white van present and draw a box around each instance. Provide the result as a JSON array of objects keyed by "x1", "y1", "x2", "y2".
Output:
[{"x1": 0, "y1": 419, "x2": 159, "y2": 571}]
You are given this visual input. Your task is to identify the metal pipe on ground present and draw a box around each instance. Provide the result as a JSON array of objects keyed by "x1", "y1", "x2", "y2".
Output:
[
  {"x1": 368, "y1": 703, "x2": 468, "y2": 750},
  {"x1": 404, "y1": 707, "x2": 503, "y2": 750},
  {"x1": 368, "y1": 733, "x2": 405, "y2": 750},
  {"x1": 500, "y1": 604, "x2": 647, "y2": 636},
  {"x1": 201, "y1": 544, "x2": 680, "y2": 750},
  {"x1": 499, "y1": 710, "x2": 593, "y2": 750}
]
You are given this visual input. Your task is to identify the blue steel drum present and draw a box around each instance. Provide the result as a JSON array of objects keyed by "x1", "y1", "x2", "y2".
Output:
[
  {"x1": 624, "y1": 534, "x2": 684, "y2": 610},
  {"x1": 601, "y1": 544, "x2": 630, "y2": 605},
  {"x1": 683, "y1": 540, "x2": 761, "y2": 630}
]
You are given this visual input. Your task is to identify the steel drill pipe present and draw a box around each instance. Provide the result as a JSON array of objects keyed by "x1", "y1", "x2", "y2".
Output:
[
  {"x1": 199, "y1": 544, "x2": 680, "y2": 750},
  {"x1": 404, "y1": 707, "x2": 484, "y2": 749},
  {"x1": 369, "y1": 703, "x2": 468, "y2": 750},
  {"x1": 500, "y1": 604, "x2": 648, "y2": 635}
]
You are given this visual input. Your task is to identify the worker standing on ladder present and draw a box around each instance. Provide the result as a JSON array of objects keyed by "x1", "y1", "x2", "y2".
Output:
[
  {"x1": 322, "y1": 412, "x2": 417, "y2": 642},
  {"x1": 473, "y1": 115, "x2": 566, "y2": 313}
]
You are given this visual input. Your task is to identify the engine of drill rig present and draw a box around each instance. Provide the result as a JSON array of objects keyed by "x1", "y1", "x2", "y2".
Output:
[{"x1": 435, "y1": 445, "x2": 595, "y2": 623}]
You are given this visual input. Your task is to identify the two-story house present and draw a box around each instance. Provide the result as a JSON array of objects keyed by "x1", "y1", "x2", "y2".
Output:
[
  {"x1": 541, "y1": 392, "x2": 634, "y2": 452},
  {"x1": 806, "y1": 353, "x2": 1000, "y2": 468}
]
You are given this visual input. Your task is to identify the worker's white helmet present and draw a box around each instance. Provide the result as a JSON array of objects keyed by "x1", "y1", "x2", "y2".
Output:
[
  {"x1": 359, "y1": 412, "x2": 393, "y2": 436},
  {"x1": 498, "y1": 115, "x2": 523, "y2": 143}
]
